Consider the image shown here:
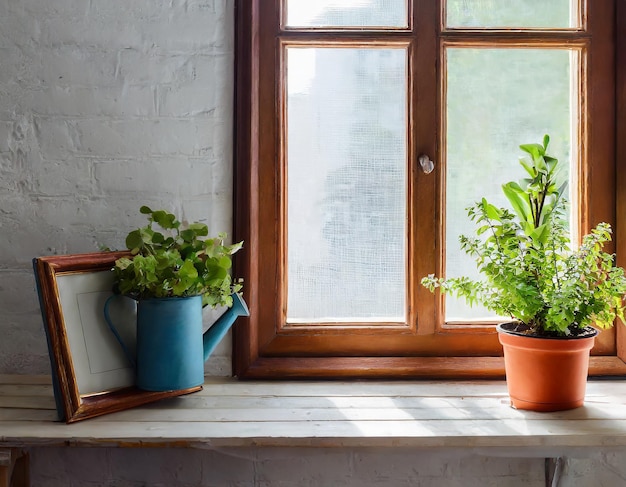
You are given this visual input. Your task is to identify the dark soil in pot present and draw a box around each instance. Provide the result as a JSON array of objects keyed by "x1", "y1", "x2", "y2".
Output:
[{"x1": 498, "y1": 321, "x2": 598, "y2": 339}]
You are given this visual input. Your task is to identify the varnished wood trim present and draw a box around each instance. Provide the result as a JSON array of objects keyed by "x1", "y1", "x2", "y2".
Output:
[
  {"x1": 589, "y1": 356, "x2": 626, "y2": 377},
  {"x1": 0, "y1": 448, "x2": 28, "y2": 487},
  {"x1": 442, "y1": 30, "x2": 589, "y2": 39},
  {"x1": 240, "y1": 356, "x2": 507, "y2": 379},
  {"x1": 278, "y1": 33, "x2": 414, "y2": 47},
  {"x1": 233, "y1": 0, "x2": 260, "y2": 375},
  {"x1": 232, "y1": 0, "x2": 621, "y2": 379},
  {"x1": 278, "y1": 38, "x2": 413, "y2": 48},
  {"x1": 584, "y1": 0, "x2": 616, "y2": 355},
  {"x1": 411, "y1": 0, "x2": 440, "y2": 335},
  {"x1": 34, "y1": 252, "x2": 131, "y2": 420},
  {"x1": 277, "y1": 38, "x2": 288, "y2": 334},
  {"x1": 238, "y1": 355, "x2": 626, "y2": 380},
  {"x1": 616, "y1": 0, "x2": 626, "y2": 364},
  {"x1": 67, "y1": 386, "x2": 202, "y2": 424},
  {"x1": 441, "y1": 38, "x2": 588, "y2": 49}
]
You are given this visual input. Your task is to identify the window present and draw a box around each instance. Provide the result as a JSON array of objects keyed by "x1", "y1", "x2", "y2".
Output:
[{"x1": 233, "y1": 0, "x2": 625, "y2": 378}]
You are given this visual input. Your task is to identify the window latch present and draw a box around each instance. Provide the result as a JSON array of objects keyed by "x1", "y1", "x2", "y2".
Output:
[{"x1": 418, "y1": 154, "x2": 434, "y2": 174}]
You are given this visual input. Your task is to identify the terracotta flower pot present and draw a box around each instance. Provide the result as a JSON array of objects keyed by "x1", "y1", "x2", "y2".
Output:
[{"x1": 497, "y1": 322, "x2": 598, "y2": 412}]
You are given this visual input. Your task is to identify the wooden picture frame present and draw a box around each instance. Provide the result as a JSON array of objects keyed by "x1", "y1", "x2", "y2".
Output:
[{"x1": 33, "y1": 252, "x2": 201, "y2": 423}]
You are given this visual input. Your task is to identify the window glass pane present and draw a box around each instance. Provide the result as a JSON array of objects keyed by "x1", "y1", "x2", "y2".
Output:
[
  {"x1": 286, "y1": 47, "x2": 407, "y2": 323},
  {"x1": 445, "y1": 48, "x2": 575, "y2": 321},
  {"x1": 285, "y1": 0, "x2": 408, "y2": 29},
  {"x1": 446, "y1": 0, "x2": 577, "y2": 29}
]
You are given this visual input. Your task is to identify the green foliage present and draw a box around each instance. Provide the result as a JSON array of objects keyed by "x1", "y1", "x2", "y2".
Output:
[
  {"x1": 113, "y1": 206, "x2": 243, "y2": 308},
  {"x1": 422, "y1": 136, "x2": 626, "y2": 336}
]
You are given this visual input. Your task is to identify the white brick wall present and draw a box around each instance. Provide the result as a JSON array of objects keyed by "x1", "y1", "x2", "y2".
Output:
[
  {"x1": 29, "y1": 447, "x2": 549, "y2": 487},
  {"x1": 0, "y1": 0, "x2": 234, "y2": 376},
  {"x1": 29, "y1": 447, "x2": 626, "y2": 487},
  {"x1": 2, "y1": 0, "x2": 625, "y2": 484}
]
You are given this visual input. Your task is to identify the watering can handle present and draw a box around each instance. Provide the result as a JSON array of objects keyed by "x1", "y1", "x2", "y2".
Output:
[{"x1": 103, "y1": 295, "x2": 136, "y2": 368}]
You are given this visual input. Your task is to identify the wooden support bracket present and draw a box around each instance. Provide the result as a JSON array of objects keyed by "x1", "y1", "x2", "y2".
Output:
[{"x1": 0, "y1": 449, "x2": 29, "y2": 487}]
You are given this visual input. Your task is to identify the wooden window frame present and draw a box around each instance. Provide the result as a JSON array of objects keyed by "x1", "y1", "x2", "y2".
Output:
[{"x1": 233, "y1": 0, "x2": 626, "y2": 379}]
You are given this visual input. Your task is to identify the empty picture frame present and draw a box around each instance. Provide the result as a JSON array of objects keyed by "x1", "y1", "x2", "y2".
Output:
[{"x1": 33, "y1": 252, "x2": 201, "y2": 423}]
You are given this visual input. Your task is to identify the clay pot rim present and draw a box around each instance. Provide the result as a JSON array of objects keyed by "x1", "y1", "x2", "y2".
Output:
[{"x1": 496, "y1": 321, "x2": 598, "y2": 340}]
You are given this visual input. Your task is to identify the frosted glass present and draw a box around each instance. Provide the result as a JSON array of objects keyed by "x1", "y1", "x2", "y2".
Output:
[
  {"x1": 286, "y1": 47, "x2": 407, "y2": 323},
  {"x1": 446, "y1": 0, "x2": 577, "y2": 28},
  {"x1": 445, "y1": 48, "x2": 574, "y2": 321},
  {"x1": 286, "y1": 0, "x2": 408, "y2": 28}
]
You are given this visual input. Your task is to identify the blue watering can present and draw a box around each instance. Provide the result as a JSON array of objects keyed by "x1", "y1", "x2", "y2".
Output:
[{"x1": 104, "y1": 293, "x2": 249, "y2": 391}]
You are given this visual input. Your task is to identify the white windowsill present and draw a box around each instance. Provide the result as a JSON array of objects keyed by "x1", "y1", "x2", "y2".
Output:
[{"x1": 2, "y1": 376, "x2": 626, "y2": 456}]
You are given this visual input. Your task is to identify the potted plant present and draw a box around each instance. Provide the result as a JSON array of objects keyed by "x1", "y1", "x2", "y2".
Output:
[
  {"x1": 104, "y1": 206, "x2": 248, "y2": 392},
  {"x1": 422, "y1": 135, "x2": 626, "y2": 411}
]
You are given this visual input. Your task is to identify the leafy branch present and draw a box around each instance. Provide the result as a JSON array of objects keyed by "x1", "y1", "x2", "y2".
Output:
[{"x1": 422, "y1": 135, "x2": 626, "y2": 336}]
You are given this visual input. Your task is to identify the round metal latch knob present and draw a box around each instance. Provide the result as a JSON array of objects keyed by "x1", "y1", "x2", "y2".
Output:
[{"x1": 418, "y1": 154, "x2": 434, "y2": 174}]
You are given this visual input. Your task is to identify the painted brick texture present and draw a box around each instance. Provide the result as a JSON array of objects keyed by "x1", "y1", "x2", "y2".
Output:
[
  {"x1": 29, "y1": 447, "x2": 548, "y2": 487},
  {"x1": 29, "y1": 447, "x2": 626, "y2": 487},
  {"x1": 0, "y1": 0, "x2": 234, "y2": 375}
]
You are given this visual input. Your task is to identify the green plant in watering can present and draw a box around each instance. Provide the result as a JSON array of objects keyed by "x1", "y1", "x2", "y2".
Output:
[
  {"x1": 104, "y1": 206, "x2": 248, "y2": 392},
  {"x1": 112, "y1": 205, "x2": 243, "y2": 308}
]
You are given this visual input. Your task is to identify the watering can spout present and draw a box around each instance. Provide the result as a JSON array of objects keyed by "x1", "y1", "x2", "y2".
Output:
[{"x1": 202, "y1": 293, "x2": 250, "y2": 361}]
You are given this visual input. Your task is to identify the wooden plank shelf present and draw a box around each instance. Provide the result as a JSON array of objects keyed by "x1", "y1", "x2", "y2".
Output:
[{"x1": 2, "y1": 375, "x2": 626, "y2": 451}]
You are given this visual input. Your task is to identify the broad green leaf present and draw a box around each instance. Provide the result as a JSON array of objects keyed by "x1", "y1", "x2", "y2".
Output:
[
  {"x1": 519, "y1": 158, "x2": 537, "y2": 177},
  {"x1": 228, "y1": 241, "x2": 244, "y2": 254},
  {"x1": 476, "y1": 224, "x2": 490, "y2": 236},
  {"x1": 544, "y1": 155, "x2": 558, "y2": 171},
  {"x1": 172, "y1": 280, "x2": 190, "y2": 296},
  {"x1": 519, "y1": 143, "x2": 543, "y2": 159},
  {"x1": 125, "y1": 230, "x2": 144, "y2": 250},
  {"x1": 180, "y1": 229, "x2": 195, "y2": 243},
  {"x1": 481, "y1": 199, "x2": 501, "y2": 221},
  {"x1": 152, "y1": 210, "x2": 177, "y2": 229},
  {"x1": 178, "y1": 259, "x2": 199, "y2": 279},
  {"x1": 502, "y1": 182, "x2": 531, "y2": 223},
  {"x1": 115, "y1": 257, "x2": 133, "y2": 270},
  {"x1": 534, "y1": 155, "x2": 547, "y2": 172},
  {"x1": 218, "y1": 256, "x2": 233, "y2": 269},
  {"x1": 188, "y1": 223, "x2": 209, "y2": 236},
  {"x1": 530, "y1": 223, "x2": 550, "y2": 245},
  {"x1": 139, "y1": 227, "x2": 154, "y2": 244}
]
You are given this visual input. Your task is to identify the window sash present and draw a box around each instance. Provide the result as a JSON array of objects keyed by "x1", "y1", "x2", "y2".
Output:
[{"x1": 233, "y1": 0, "x2": 625, "y2": 378}]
